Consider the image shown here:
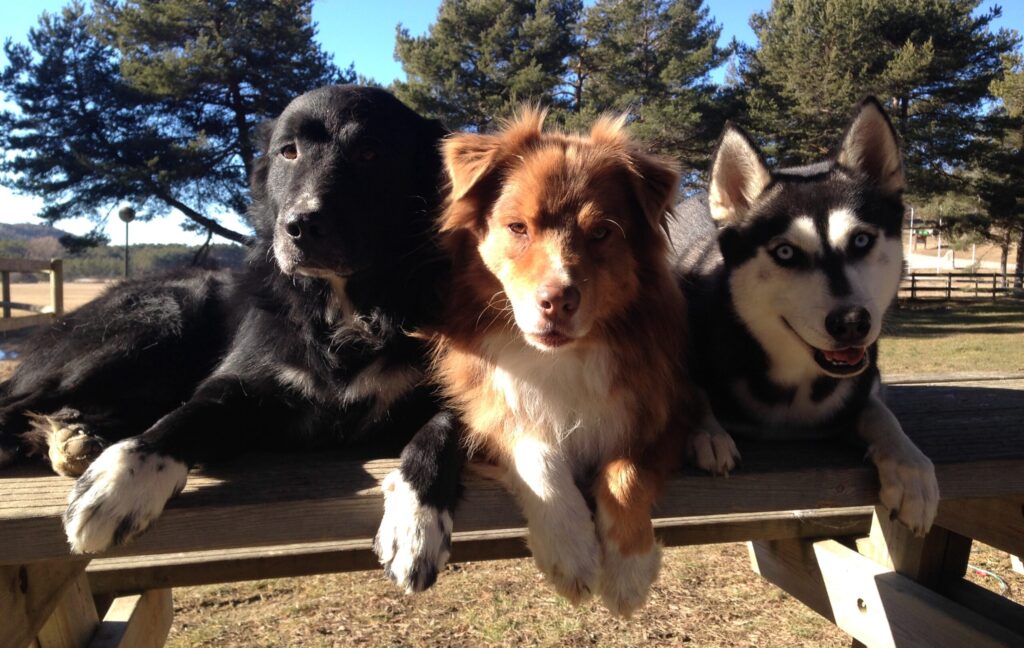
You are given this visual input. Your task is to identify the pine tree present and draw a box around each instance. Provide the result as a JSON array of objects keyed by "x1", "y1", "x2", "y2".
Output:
[
  {"x1": 0, "y1": 1, "x2": 348, "y2": 243},
  {"x1": 569, "y1": 0, "x2": 730, "y2": 174},
  {"x1": 393, "y1": 0, "x2": 582, "y2": 131},
  {"x1": 741, "y1": 0, "x2": 1019, "y2": 199}
]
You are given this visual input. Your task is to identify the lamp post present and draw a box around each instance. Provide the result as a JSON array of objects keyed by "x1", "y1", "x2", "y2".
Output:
[{"x1": 118, "y1": 206, "x2": 136, "y2": 277}]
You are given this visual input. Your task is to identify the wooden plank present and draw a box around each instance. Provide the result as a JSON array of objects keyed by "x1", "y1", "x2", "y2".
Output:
[
  {"x1": 2, "y1": 270, "x2": 10, "y2": 319},
  {"x1": 87, "y1": 508, "x2": 873, "y2": 594},
  {"x1": 0, "y1": 301, "x2": 51, "y2": 314},
  {"x1": 935, "y1": 497, "x2": 1024, "y2": 557},
  {"x1": 751, "y1": 538, "x2": 1024, "y2": 647},
  {"x1": 50, "y1": 259, "x2": 63, "y2": 317},
  {"x1": 88, "y1": 589, "x2": 172, "y2": 648},
  {"x1": 943, "y1": 578, "x2": 1024, "y2": 637},
  {"x1": 0, "y1": 258, "x2": 56, "y2": 273},
  {"x1": 814, "y1": 539, "x2": 1022, "y2": 647},
  {"x1": 856, "y1": 508, "x2": 972, "y2": 588},
  {"x1": 34, "y1": 571, "x2": 99, "y2": 648},
  {"x1": 0, "y1": 313, "x2": 55, "y2": 332},
  {"x1": 0, "y1": 559, "x2": 91, "y2": 648}
]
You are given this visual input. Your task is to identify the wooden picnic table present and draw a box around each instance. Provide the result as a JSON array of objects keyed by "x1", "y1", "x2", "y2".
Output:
[{"x1": 1, "y1": 375, "x2": 1022, "y2": 647}]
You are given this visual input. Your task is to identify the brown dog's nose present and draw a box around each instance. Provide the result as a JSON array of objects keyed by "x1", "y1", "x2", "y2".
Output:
[{"x1": 537, "y1": 284, "x2": 580, "y2": 317}]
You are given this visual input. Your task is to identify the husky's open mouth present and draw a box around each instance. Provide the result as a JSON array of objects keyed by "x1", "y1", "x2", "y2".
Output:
[
  {"x1": 813, "y1": 347, "x2": 868, "y2": 376},
  {"x1": 781, "y1": 317, "x2": 870, "y2": 377}
]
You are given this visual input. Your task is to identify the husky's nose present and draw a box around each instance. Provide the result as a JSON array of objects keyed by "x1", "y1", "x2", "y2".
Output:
[
  {"x1": 537, "y1": 284, "x2": 580, "y2": 318},
  {"x1": 825, "y1": 306, "x2": 871, "y2": 344}
]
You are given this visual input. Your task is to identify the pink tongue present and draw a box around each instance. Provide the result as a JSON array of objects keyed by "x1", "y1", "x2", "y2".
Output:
[{"x1": 823, "y1": 347, "x2": 866, "y2": 364}]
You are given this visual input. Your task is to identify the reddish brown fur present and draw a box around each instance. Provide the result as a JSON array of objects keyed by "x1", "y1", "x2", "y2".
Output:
[{"x1": 434, "y1": 108, "x2": 697, "y2": 561}]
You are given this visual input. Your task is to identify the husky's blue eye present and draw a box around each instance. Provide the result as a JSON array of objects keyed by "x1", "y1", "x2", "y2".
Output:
[
  {"x1": 773, "y1": 245, "x2": 795, "y2": 261},
  {"x1": 849, "y1": 232, "x2": 876, "y2": 256}
]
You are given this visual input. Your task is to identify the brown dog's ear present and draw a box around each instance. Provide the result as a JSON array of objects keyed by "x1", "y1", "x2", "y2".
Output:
[
  {"x1": 441, "y1": 133, "x2": 504, "y2": 232},
  {"x1": 441, "y1": 107, "x2": 545, "y2": 233},
  {"x1": 628, "y1": 148, "x2": 681, "y2": 233},
  {"x1": 837, "y1": 97, "x2": 904, "y2": 194},
  {"x1": 708, "y1": 124, "x2": 771, "y2": 224}
]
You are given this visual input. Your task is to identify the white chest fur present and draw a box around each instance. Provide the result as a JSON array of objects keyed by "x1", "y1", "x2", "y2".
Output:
[
  {"x1": 482, "y1": 337, "x2": 631, "y2": 467},
  {"x1": 727, "y1": 376, "x2": 856, "y2": 439}
]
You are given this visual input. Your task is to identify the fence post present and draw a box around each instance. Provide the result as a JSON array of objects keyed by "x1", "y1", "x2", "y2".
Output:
[
  {"x1": 1, "y1": 270, "x2": 9, "y2": 319},
  {"x1": 49, "y1": 259, "x2": 64, "y2": 318},
  {"x1": 946, "y1": 274, "x2": 952, "y2": 300}
]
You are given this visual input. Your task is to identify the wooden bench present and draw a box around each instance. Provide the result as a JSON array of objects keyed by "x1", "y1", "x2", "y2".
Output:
[
  {"x1": 0, "y1": 258, "x2": 64, "y2": 333},
  {"x1": 2, "y1": 375, "x2": 1022, "y2": 647}
]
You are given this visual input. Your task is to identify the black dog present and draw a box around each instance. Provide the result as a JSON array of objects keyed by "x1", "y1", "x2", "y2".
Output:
[{"x1": 5, "y1": 86, "x2": 466, "y2": 592}]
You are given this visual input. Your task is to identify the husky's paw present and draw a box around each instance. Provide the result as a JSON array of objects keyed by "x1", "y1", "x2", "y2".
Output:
[
  {"x1": 374, "y1": 469, "x2": 453, "y2": 593},
  {"x1": 869, "y1": 445, "x2": 939, "y2": 537},
  {"x1": 599, "y1": 542, "x2": 661, "y2": 617},
  {"x1": 529, "y1": 521, "x2": 601, "y2": 605},
  {"x1": 63, "y1": 439, "x2": 188, "y2": 554},
  {"x1": 688, "y1": 416, "x2": 740, "y2": 476}
]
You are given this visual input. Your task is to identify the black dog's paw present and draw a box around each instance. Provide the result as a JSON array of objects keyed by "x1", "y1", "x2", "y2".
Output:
[
  {"x1": 374, "y1": 469, "x2": 453, "y2": 593},
  {"x1": 63, "y1": 438, "x2": 188, "y2": 554}
]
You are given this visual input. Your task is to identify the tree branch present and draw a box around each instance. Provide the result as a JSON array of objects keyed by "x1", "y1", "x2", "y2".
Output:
[{"x1": 152, "y1": 188, "x2": 253, "y2": 245}]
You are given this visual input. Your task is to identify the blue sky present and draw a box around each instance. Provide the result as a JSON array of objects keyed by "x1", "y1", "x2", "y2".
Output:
[{"x1": 0, "y1": 1, "x2": 1019, "y2": 245}]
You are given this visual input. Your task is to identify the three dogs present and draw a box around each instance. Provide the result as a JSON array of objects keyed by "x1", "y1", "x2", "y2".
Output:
[{"x1": 0, "y1": 88, "x2": 937, "y2": 614}]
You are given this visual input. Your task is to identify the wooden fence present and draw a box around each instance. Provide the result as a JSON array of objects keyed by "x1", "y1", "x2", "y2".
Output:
[
  {"x1": 901, "y1": 273, "x2": 1022, "y2": 301},
  {"x1": 0, "y1": 258, "x2": 64, "y2": 332}
]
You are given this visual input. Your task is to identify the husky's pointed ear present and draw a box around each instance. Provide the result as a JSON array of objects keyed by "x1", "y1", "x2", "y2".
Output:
[
  {"x1": 837, "y1": 97, "x2": 904, "y2": 194},
  {"x1": 708, "y1": 124, "x2": 771, "y2": 223}
]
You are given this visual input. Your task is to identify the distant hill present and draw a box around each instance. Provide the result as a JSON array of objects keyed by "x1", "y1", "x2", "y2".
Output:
[{"x1": 0, "y1": 222, "x2": 71, "y2": 241}]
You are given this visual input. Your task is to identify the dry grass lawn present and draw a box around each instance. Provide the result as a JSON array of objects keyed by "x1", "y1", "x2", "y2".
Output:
[{"x1": 2, "y1": 284, "x2": 1022, "y2": 646}]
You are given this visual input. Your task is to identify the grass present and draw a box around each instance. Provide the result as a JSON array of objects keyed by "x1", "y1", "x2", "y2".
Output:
[
  {"x1": 4, "y1": 284, "x2": 1022, "y2": 646},
  {"x1": 880, "y1": 300, "x2": 1024, "y2": 376}
]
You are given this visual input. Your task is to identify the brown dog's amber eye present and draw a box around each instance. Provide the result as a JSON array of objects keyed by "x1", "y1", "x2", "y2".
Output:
[
  {"x1": 280, "y1": 144, "x2": 298, "y2": 160},
  {"x1": 508, "y1": 222, "x2": 528, "y2": 236},
  {"x1": 590, "y1": 226, "x2": 610, "y2": 240}
]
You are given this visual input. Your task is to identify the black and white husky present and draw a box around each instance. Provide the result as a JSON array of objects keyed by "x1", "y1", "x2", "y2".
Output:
[{"x1": 671, "y1": 98, "x2": 939, "y2": 535}]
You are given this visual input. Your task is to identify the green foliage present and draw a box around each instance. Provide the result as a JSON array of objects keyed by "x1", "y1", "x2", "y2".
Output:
[
  {"x1": 61, "y1": 242, "x2": 246, "y2": 278},
  {"x1": 740, "y1": 0, "x2": 1019, "y2": 199},
  {"x1": 0, "y1": 0, "x2": 348, "y2": 244},
  {"x1": 394, "y1": 0, "x2": 582, "y2": 131},
  {"x1": 59, "y1": 230, "x2": 111, "y2": 256},
  {"x1": 568, "y1": 0, "x2": 730, "y2": 173}
]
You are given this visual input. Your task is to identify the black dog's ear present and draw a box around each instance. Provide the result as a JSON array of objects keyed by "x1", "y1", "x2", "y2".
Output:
[
  {"x1": 249, "y1": 119, "x2": 276, "y2": 201},
  {"x1": 708, "y1": 123, "x2": 771, "y2": 224},
  {"x1": 837, "y1": 97, "x2": 904, "y2": 194},
  {"x1": 255, "y1": 119, "x2": 277, "y2": 155}
]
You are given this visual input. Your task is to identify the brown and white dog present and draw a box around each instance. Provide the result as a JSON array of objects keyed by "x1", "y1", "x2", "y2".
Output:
[{"x1": 432, "y1": 110, "x2": 696, "y2": 615}]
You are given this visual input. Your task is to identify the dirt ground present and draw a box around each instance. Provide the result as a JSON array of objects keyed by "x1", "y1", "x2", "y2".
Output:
[{"x1": 3, "y1": 284, "x2": 1022, "y2": 646}]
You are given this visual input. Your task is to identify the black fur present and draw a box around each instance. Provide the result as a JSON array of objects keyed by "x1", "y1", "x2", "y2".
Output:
[{"x1": 5, "y1": 87, "x2": 465, "y2": 574}]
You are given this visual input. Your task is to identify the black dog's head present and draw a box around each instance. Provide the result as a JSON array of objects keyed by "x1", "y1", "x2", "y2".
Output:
[{"x1": 250, "y1": 85, "x2": 448, "y2": 278}]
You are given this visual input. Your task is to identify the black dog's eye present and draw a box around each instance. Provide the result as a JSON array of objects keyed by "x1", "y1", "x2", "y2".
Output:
[
  {"x1": 280, "y1": 144, "x2": 298, "y2": 160},
  {"x1": 508, "y1": 222, "x2": 528, "y2": 236},
  {"x1": 849, "y1": 232, "x2": 876, "y2": 257},
  {"x1": 770, "y1": 243, "x2": 805, "y2": 267}
]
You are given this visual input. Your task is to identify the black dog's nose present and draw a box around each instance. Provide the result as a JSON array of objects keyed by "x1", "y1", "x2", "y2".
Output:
[
  {"x1": 284, "y1": 213, "x2": 318, "y2": 241},
  {"x1": 825, "y1": 306, "x2": 871, "y2": 344}
]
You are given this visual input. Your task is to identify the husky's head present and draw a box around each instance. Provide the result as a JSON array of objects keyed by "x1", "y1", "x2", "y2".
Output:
[{"x1": 709, "y1": 99, "x2": 904, "y2": 380}]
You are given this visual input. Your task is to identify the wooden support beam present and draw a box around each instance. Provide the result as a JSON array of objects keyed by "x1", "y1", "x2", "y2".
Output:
[
  {"x1": 49, "y1": 259, "x2": 63, "y2": 318},
  {"x1": 34, "y1": 571, "x2": 99, "y2": 648},
  {"x1": 943, "y1": 578, "x2": 1024, "y2": 637},
  {"x1": 750, "y1": 538, "x2": 1024, "y2": 647},
  {"x1": 88, "y1": 589, "x2": 173, "y2": 648},
  {"x1": 0, "y1": 559, "x2": 91, "y2": 648},
  {"x1": 935, "y1": 497, "x2": 1024, "y2": 557},
  {"x1": 855, "y1": 507, "x2": 972, "y2": 588}
]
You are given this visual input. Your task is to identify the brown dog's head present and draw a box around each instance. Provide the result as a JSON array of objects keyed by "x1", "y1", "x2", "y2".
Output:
[{"x1": 442, "y1": 109, "x2": 680, "y2": 351}]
